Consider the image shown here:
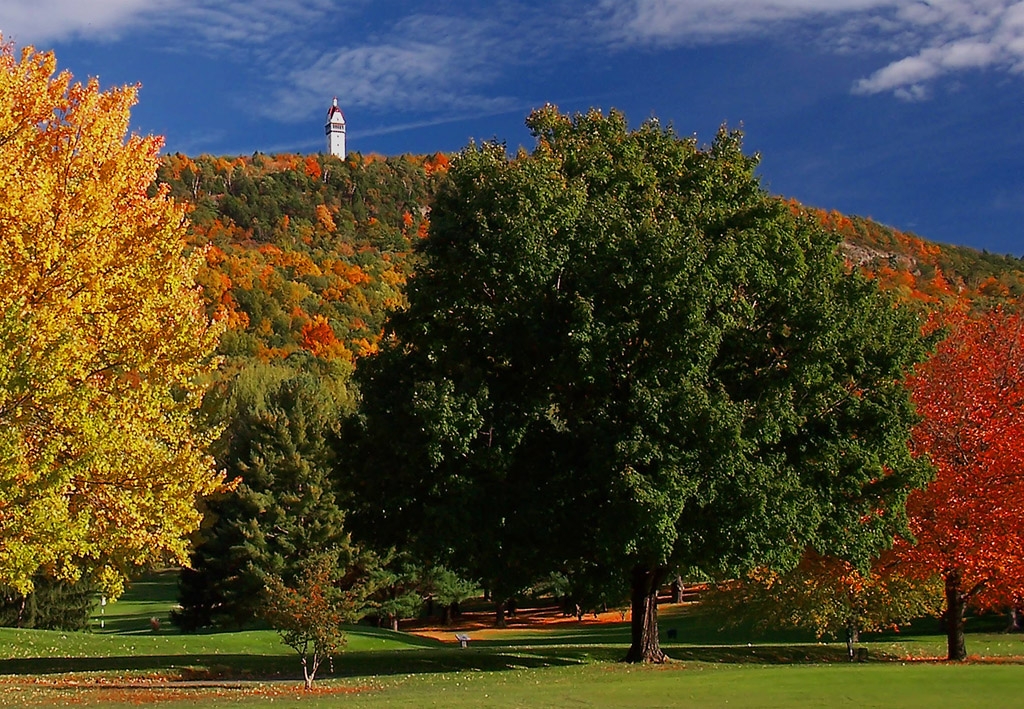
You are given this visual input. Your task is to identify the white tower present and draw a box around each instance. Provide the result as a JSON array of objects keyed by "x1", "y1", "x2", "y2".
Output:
[{"x1": 325, "y1": 97, "x2": 346, "y2": 158}]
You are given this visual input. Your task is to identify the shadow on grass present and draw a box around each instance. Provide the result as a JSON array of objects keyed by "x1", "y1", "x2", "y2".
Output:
[
  {"x1": 16, "y1": 569, "x2": 1007, "y2": 683},
  {"x1": 0, "y1": 638, "x2": 891, "y2": 681},
  {"x1": 0, "y1": 653, "x2": 288, "y2": 677},
  {"x1": 0, "y1": 646, "x2": 596, "y2": 680}
]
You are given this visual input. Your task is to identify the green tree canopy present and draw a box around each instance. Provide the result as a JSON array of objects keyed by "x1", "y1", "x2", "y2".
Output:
[{"x1": 350, "y1": 106, "x2": 932, "y2": 662}]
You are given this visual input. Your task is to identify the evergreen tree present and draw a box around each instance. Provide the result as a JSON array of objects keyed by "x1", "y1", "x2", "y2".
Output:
[
  {"x1": 0, "y1": 574, "x2": 98, "y2": 631},
  {"x1": 174, "y1": 359, "x2": 357, "y2": 629}
]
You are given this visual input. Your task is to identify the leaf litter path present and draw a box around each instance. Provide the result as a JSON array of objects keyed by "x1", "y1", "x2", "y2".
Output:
[
  {"x1": 0, "y1": 675, "x2": 368, "y2": 707},
  {"x1": 406, "y1": 603, "x2": 634, "y2": 643}
]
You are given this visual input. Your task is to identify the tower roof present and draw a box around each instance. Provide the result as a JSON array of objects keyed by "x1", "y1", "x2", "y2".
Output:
[{"x1": 326, "y1": 97, "x2": 345, "y2": 124}]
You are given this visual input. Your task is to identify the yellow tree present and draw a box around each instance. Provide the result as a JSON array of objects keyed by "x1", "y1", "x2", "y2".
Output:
[{"x1": 0, "y1": 42, "x2": 223, "y2": 596}]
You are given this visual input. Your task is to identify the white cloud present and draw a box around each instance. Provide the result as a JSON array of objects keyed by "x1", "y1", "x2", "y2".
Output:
[
  {"x1": 599, "y1": 0, "x2": 1024, "y2": 98},
  {"x1": 597, "y1": 0, "x2": 895, "y2": 43},
  {"x1": 0, "y1": 0, "x2": 153, "y2": 43},
  {"x1": 269, "y1": 41, "x2": 471, "y2": 119},
  {"x1": 0, "y1": 0, "x2": 532, "y2": 121},
  {"x1": 165, "y1": 0, "x2": 345, "y2": 49},
  {"x1": 9, "y1": 0, "x2": 1024, "y2": 121},
  {"x1": 263, "y1": 11, "x2": 536, "y2": 122},
  {"x1": 853, "y1": 1, "x2": 1024, "y2": 96},
  {"x1": 853, "y1": 38, "x2": 1002, "y2": 95},
  {"x1": 0, "y1": 0, "x2": 347, "y2": 46}
]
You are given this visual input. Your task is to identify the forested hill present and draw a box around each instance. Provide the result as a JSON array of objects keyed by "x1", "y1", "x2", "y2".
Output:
[
  {"x1": 157, "y1": 151, "x2": 449, "y2": 368},
  {"x1": 156, "y1": 153, "x2": 1024, "y2": 369},
  {"x1": 806, "y1": 205, "x2": 1024, "y2": 309}
]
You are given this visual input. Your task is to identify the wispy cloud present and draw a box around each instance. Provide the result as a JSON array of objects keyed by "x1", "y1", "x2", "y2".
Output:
[
  {"x1": 1, "y1": 0, "x2": 537, "y2": 123},
  {"x1": 0, "y1": 0, "x2": 153, "y2": 43},
  {"x1": 599, "y1": 0, "x2": 1024, "y2": 98},
  {"x1": 1, "y1": 0, "x2": 350, "y2": 47},
  {"x1": 261, "y1": 9, "x2": 555, "y2": 122},
  {"x1": 595, "y1": 0, "x2": 894, "y2": 44},
  {"x1": 6, "y1": 0, "x2": 1024, "y2": 119},
  {"x1": 854, "y1": 1, "x2": 1024, "y2": 98}
]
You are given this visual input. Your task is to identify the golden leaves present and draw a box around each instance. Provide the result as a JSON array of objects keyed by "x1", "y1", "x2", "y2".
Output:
[{"x1": 0, "y1": 41, "x2": 223, "y2": 595}]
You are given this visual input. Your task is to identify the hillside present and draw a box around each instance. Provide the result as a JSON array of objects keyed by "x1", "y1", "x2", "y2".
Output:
[
  {"x1": 156, "y1": 154, "x2": 1024, "y2": 372},
  {"x1": 157, "y1": 151, "x2": 449, "y2": 368},
  {"x1": 808, "y1": 206, "x2": 1024, "y2": 309}
]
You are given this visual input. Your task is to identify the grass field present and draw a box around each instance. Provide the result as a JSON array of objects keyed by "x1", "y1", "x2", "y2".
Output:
[{"x1": 1, "y1": 571, "x2": 1023, "y2": 707}]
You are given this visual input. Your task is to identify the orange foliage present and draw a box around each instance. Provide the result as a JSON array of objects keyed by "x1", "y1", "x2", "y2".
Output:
[
  {"x1": 215, "y1": 294, "x2": 250, "y2": 330},
  {"x1": 315, "y1": 204, "x2": 337, "y2": 233},
  {"x1": 353, "y1": 337, "x2": 379, "y2": 357},
  {"x1": 278, "y1": 251, "x2": 321, "y2": 278},
  {"x1": 300, "y1": 316, "x2": 352, "y2": 360},
  {"x1": 899, "y1": 309, "x2": 1024, "y2": 655},
  {"x1": 875, "y1": 265, "x2": 916, "y2": 293},
  {"x1": 345, "y1": 265, "x2": 371, "y2": 286},
  {"x1": 266, "y1": 153, "x2": 299, "y2": 172},
  {"x1": 155, "y1": 148, "x2": 436, "y2": 368},
  {"x1": 205, "y1": 245, "x2": 227, "y2": 267},
  {"x1": 424, "y1": 152, "x2": 450, "y2": 175},
  {"x1": 304, "y1": 155, "x2": 322, "y2": 179},
  {"x1": 979, "y1": 276, "x2": 1011, "y2": 298}
]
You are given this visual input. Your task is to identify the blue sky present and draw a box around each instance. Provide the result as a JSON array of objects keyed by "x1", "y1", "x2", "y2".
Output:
[{"x1": 2, "y1": 1, "x2": 1023, "y2": 255}]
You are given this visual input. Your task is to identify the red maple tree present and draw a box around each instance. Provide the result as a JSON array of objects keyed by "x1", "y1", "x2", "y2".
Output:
[{"x1": 899, "y1": 308, "x2": 1024, "y2": 660}]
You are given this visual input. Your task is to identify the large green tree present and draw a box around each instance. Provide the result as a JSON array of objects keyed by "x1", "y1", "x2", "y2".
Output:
[{"x1": 351, "y1": 107, "x2": 931, "y2": 662}]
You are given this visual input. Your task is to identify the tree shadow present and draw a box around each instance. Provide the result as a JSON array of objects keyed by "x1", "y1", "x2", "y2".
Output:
[
  {"x1": 0, "y1": 646, "x2": 592, "y2": 680},
  {"x1": 2, "y1": 606, "x2": 956, "y2": 683},
  {"x1": 0, "y1": 636, "x2": 897, "y2": 681},
  {"x1": 0, "y1": 653, "x2": 287, "y2": 677},
  {"x1": 663, "y1": 644, "x2": 873, "y2": 664}
]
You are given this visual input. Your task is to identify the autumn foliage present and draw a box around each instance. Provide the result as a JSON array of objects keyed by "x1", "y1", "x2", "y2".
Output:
[
  {"x1": 703, "y1": 550, "x2": 941, "y2": 654},
  {"x1": 899, "y1": 309, "x2": 1024, "y2": 659},
  {"x1": 156, "y1": 150, "x2": 445, "y2": 370},
  {"x1": 805, "y1": 204, "x2": 1024, "y2": 309},
  {"x1": 262, "y1": 556, "x2": 368, "y2": 689},
  {"x1": 0, "y1": 42, "x2": 223, "y2": 595}
]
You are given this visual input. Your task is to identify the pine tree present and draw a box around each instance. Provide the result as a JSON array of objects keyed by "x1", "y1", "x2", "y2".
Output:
[{"x1": 175, "y1": 361, "x2": 357, "y2": 629}]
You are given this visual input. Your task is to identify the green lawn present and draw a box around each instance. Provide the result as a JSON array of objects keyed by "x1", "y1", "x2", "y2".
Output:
[{"x1": 1, "y1": 571, "x2": 1023, "y2": 707}]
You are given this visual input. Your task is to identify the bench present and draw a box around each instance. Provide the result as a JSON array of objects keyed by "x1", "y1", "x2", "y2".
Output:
[{"x1": 455, "y1": 633, "x2": 470, "y2": 648}]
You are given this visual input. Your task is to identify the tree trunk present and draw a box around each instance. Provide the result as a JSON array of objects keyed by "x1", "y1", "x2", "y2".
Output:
[
  {"x1": 302, "y1": 653, "x2": 318, "y2": 690},
  {"x1": 391, "y1": 616, "x2": 399, "y2": 632},
  {"x1": 845, "y1": 621, "x2": 859, "y2": 661},
  {"x1": 1005, "y1": 606, "x2": 1022, "y2": 633},
  {"x1": 494, "y1": 599, "x2": 507, "y2": 628},
  {"x1": 671, "y1": 575, "x2": 684, "y2": 604},
  {"x1": 944, "y1": 569, "x2": 968, "y2": 661},
  {"x1": 624, "y1": 565, "x2": 669, "y2": 663}
]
